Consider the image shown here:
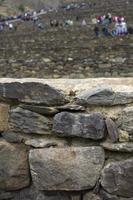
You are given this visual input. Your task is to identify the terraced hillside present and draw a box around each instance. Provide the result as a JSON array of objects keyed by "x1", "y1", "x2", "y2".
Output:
[
  {"x1": 0, "y1": 0, "x2": 60, "y2": 15},
  {"x1": 0, "y1": 0, "x2": 133, "y2": 78}
]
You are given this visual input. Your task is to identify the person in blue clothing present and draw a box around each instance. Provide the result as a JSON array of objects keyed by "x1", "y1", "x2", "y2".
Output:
[
  {"x1": 94, "y1": 26, "x2": 100, "y2": 37},
  {"x1": 102, "y1": 27, "x2": 110, "y2": 36}
]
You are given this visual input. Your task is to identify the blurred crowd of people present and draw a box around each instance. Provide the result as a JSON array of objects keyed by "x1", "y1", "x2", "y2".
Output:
[
  {"x1": 93, "y1": 13, "x2": 133, "y2": 37},
  {"x1": 0, "y1": 8, "x2": 132, "y2": 38}
]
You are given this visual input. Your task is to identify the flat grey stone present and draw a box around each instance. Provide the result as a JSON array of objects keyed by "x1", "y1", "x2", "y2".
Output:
[
  {"x1": 0, "y1": 82, "x2": 68, "y2": 106},
  {"x1": 57, "y1": 104, "x2": 85, "y2": 112},
  {"x1": 52, "y1": 112, "x2": 106, "y2": 140},
  {"x1": 75, "y1": 87, "x2": 133, "y2": 106},
  {"x1": 20, "y1": 104, "x2": 58, "y2": 116},
  {"x1": 2, "y1": 131, "x2": 32, "y2": 143},
  {"x1": 8, "y1": 107, "x2": 52, "y2": 135},
  {"x1": 114, "y1": 92, "x2": 133, "y2": 105},
  {"x1": 75, "y1": 86, "x2": 115, "y2": 106},
  {"x1": 29, "y1": 147, "x2": 105, "y2": 191}
]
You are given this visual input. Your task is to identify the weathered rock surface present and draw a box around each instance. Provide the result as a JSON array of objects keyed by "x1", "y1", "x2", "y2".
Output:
[
  {"x1": 0, "y1": 139, "x2": 30, "y2": 191},
  {"x1": 12, "y1": 187, "x2": 71, "y2": 200},
  {"x1": 116, "y1": 107, "x2": 133, "y2": 136},
  {"x1": 2, "y1": 131, "x2": 31, "y2": 143},
  {"x1": 25, "y1": 137, "x2": 68, "y2": 148},
  {"x1": 119, "y1": 130, "x2": 130, "y2": 142},
  {"x1": 2, "y1": 130, "x2": 68, "y2": 148},
  {"x1": 0, "y1": 103, "x2": 9, "y2": 132},
  {"x1": 8, "y1": 107, "x2": 52, "y2": 135},
  {"x1": 105, "y1": 118, "x2": 119, "y2": 143},
  {"x1": 35, "y1": 193, "x2": 70, "y2": 200},
  {"x1": 99, "y1": 189, "x2": 133, "y2": 200},
  {"x1": 29, "y1": 147, "x2": 105, "y2": 191},
  {"x1": 76, "y1": 87, "x2": 133, "y2": 106},
  {"x1": 0, "y1": 190, "x2": 13, "y2": 200},
  {"x1": 101, "y1": 159, "x2": 133, "y2": 197},
  {"x1": 0, "y1": 82, "x2": 68, "y2": 106},
  {"x1": 114, "y1": 92, "x2": 133, "y2": 105},
  {"x1": 99, "y1": 189, "x2": 118, "y2": 200},
  {"x1": 20, "y1": 104, "x2": 59, "y2": 116},
  {"x1": 101, "y1": 142, "x2": 133, "y2": 152},
  {"x1": 53, "y1": 112, "x2": 106, "y2": 140},
  {"x1": 76, "y1": 87, "x2": 115, "y2": 106},
  {"x1": 4, "y1": 185, "x2": 75, "y2": 200},
  {"x1": 83, "y1": 192, "x2": 101, "y2": 200},
  {"x1": 71, "y1": 194, "x2": 81, "y2": 200},
  {"x1": 57, "y1": 104, "x2": 85, "y2": 112}
]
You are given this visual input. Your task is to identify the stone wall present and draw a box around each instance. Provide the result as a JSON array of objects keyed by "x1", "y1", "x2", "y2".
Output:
[{"x1": 0, "y1": 78, "x2": 133, "y2": 200}]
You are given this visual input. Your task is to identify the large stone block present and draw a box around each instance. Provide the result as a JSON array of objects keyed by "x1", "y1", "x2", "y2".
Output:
[
  {"x1": 53, "y1": 112, "x2": 106, "y2": 140},
  {"x1": 0, "y1": 103, "x2": 9, "y2": 132},
  {"x1": 0, "y1": 82, "x2": 68, "y2": 106},
  {"x1": 76, "y1": 87, "x2": 115, "y2": 106},
  {"x1": 29, "y1": 147, "x2": 105, "y2": 191},
  {"x1": 0, "y1": 139, "x2": 30, "y2": 191},
  {"x1": 8, "y1": 107, "x2": 52, "y2": 135},
  {"x1": 75, "y1": 87, "x2": 133, "y2": 106},
  {"x1": 101, "y1": 159, "x2": 133, "y2": 198}
]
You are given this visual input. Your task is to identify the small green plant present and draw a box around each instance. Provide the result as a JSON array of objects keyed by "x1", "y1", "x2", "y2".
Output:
[{"x1": 18, "y1": 4, "x2": 25, "y2": 12}]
